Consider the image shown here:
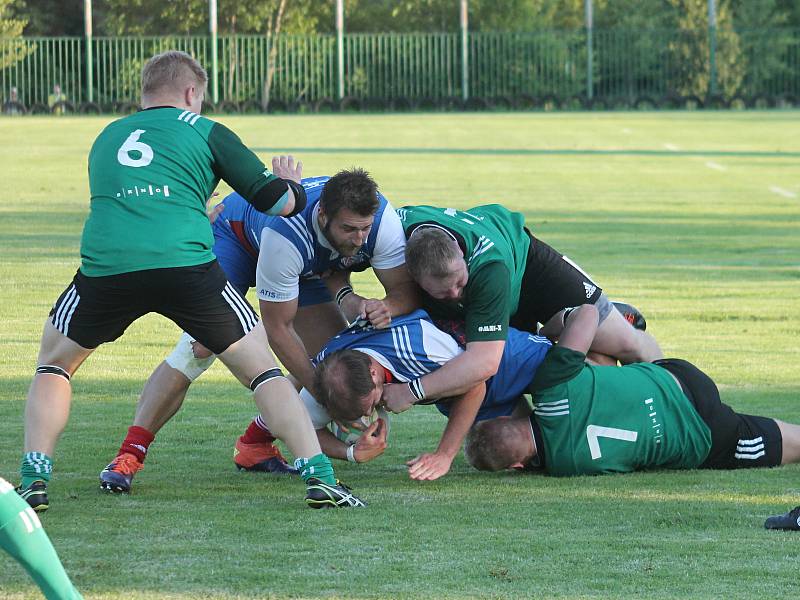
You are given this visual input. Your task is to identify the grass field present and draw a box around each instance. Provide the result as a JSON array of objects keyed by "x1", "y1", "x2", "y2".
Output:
[{"x1": 1, "y1": 111, "x2": 799, "y2": 599}]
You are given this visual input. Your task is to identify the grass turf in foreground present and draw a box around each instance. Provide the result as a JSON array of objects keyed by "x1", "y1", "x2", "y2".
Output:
[{"x1": 1, "y1": 111, "x2": 799, "y2": 599}]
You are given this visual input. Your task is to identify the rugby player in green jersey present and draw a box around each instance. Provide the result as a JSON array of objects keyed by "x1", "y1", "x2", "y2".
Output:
[
  {"x1": 17, "y1": 50, "x2": 364, "y2": 511},
  {"x1": 383, "y1": 204, "x2": 662, "y2": 415},
  {"x1": 464, "y1": 304, "x2": 800, "y2": 484}
]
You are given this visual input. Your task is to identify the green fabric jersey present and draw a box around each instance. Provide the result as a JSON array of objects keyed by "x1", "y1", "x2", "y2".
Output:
[
  {"x1": 530, "y1": 347, "x2": 712, "y2": 476},
  {"x1": 81, "y1": 107, "x2": 279, "y2": 276},
  {"x1": 397, "y1": 204, "x2": 530, "y2": 342}
]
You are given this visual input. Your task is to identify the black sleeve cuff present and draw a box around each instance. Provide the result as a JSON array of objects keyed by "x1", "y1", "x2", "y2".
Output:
[
  {"x1": 285, "y1": 179, "x2": 307, "y2": 217},
  {"x1": 249, "y1": 178, "x2": 289, "y2": 213}
]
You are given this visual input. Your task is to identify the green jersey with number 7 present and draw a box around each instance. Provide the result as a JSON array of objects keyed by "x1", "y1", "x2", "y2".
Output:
[
  {"x1": 529, "y1": 346, "x2": 712, "y2": 475},
  {"x1": 81, "y1": 107, "x2": 279, "y2": 277}
]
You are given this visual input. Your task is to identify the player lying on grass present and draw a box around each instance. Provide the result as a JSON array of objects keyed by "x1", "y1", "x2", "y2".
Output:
[
  {"x1": 381, "y1": 204, "x2": 663, "y2": 414},
  {"x1": 464, "y1": 304, "x2": 800, "y2": 488},
  {"x1": 299, "y1": 309, "x2": 552, "y2": 480},
  {"x1": 17, "y1": 50, "x2": 364, "y2": 511},
  {"x1": 99, "y1": 165, "x2": 417, "y2": 494},
  {"x1": 1, "y1": 476, "x2": 83, "y2": 599}
]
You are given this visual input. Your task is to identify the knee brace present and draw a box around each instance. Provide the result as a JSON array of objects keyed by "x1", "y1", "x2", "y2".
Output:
[
  {"x1": 250, "y1": 368, "x2": 285, "y2": 393},
  {"x1": 164, "y1": 332, "x2": 217, "y2": 382},
  {"x1": 35, "y1": 365, "x2": 70, "y2": 382}
]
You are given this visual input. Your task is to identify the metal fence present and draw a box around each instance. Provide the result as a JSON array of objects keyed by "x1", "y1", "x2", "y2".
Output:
[{"x1": 2, "y1": 28, "x2": 799, "y2": 113}]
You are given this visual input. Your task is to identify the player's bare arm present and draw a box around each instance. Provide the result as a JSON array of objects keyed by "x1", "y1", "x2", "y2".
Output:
[
  {"x1": 383, "y1": 340, "x2": 505, "y2": 413},
  {"x1": 258, "y1": 298, "x2": 317, "y2": 393},
  {"x1": 323, "y1": 265, "x2": 419, "y2": 329},
  {"x1": 323, "y1": 271, "x2": 366, "y2": 324},
  {"x1": 407, "y1": 382, "x2": 486, "y2": 481}
]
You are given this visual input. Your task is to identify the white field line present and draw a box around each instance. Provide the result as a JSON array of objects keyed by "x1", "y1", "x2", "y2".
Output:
[
  {"x1": 768, "y1": 185, "x2": 797, "y2": 199},
  {"x1": 621, "y1": 128, "x2": 632, "y2": 134},
  {"x1": 663, "y1": 143, "x2": 679, "y2": 151},
  {"x1": 705, "y1": 161, "x2": 727, "y2": 171}
]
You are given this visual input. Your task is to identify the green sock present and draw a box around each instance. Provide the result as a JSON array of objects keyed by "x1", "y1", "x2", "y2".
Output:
[
  {"x1": 294, "y1": 453, "x2": 336, "y2": 486},
  {"x1": 20, "y1": 452, "x2": 53, "y2": 489}
]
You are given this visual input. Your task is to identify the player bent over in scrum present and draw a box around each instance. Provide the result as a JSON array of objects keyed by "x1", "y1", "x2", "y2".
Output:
[
  {"x1": 18, "y1": 50, "x2": 363, "y2": 511},
  {"x1": 294, "y1": 310, "x2": 551, "y2": 480},
  {"x1": 381, "y1": 204, "x2": 662, "y2": 415},
  {"x1": 464, "y1": 305, "x2": 800, "y2": 493},
  {"x1": 99, "y1": 165, "x2": 416, "y2": 493}
]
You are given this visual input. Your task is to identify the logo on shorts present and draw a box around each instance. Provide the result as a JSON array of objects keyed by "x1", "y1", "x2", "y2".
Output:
[{"x1": 583, "y1": 282, "x2": 597, "y2": 299}]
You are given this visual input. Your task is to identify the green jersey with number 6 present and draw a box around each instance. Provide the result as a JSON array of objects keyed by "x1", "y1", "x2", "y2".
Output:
[
  {"x1": 397, "y1": 204, "x2": 530, "y2": 343},
  {"x1": 530, "y1": 346, "x2": 712, "y2": 476},
  {"x1": 81, "y1": 107, "x2": 279, "y2": 276}
]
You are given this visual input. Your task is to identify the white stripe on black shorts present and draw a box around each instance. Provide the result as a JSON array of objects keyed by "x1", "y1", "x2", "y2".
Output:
[
  {"x1": 49, "y1": 261, "x2": 257, "y2": 354},
  {"x1": 654, "y1": 358, "x2": 782, "y2": 469}
]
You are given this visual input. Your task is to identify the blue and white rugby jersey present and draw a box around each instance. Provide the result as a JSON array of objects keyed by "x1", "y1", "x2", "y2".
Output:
[
  {"x1": 252, "y1": 176, "x2": 406, "y2": 303},
  {"x1": 316, "y1": 310, "x2": 461, "y2": 380},
  {"x1": 299, "y1": 309, "x2": 551, "y2": 429},
  {"x1": 301, "y1": 310, "x2": 461, "y2": 429}
]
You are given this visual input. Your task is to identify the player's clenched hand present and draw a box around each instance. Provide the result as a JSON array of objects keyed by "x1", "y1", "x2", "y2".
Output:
[
  {"x1": 407, "y1": 452, "x2": 453, "y2": 481},
  {"x1": 383, "y1": 382, "x2": 415, "y2": 414},
  {"x1": 364, "y1": 298, "x2": 391, "y2": 329},
  {"x1": 271, "y1": 155, "x2": 303, "y2": 183},
  {"x1": 353, "y1": 418, "x2": 388, "y2": 463}
]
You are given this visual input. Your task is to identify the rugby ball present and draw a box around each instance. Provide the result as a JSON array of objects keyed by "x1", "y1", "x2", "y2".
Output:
[{"x1": 330, "y1": 407, "x2": 391, "y2": 444}]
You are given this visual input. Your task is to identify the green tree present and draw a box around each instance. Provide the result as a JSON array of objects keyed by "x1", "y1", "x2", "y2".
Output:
[
  {"x1": 100, "y1": 0, "x2": 326, "y2": 35},
  {"x1": 664, "y1": 0, "x2": 742, "y2": 97},
  {"x1": 729, "y1": 0, "x2": 793, "y2": 96},
  {"x1": 1, "y1": 0, "x2": 33, "y2": 70},
  {"x1": 340, "y1": 0, "x2": 583, "y2": 33},
  {"x1": 775, "y1": 0, "x2": 800, "y2": 27},
  {"x1": 10, "y1": 0, "x2": 86, "y2": 36}
]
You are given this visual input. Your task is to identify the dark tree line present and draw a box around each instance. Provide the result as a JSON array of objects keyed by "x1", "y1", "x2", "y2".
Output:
[{"x1": 10, "y1": 0, "x2": 800, "y2": 37}]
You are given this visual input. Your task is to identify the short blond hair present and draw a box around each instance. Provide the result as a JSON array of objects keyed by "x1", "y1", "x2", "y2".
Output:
[
  {"x1": 141, "y1": 50, "x2": 207, "y2": 98},
  {"x1": 405, "y1": 227, "x2": 462, "y2": 281},
  {"x1": 465, "y1": 418, "x2": 528, "y2": 471}
]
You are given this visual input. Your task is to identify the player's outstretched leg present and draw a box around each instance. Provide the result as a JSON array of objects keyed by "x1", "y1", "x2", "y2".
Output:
[
  {"x1": 19, "y1": 321, "x2": 93, "y2": 513},
  {"x1": 100, "y1": 358, "x2": 195, "y2": 494},
  {"x1": 590, "y1": 304, "x2": 662, "y2": 364},
  {"x1": 231, "y1": 300, "x2": 349, "y2": 477},
  {"x1": 218, "y1": 325, "x2": 365, "y2": 508},
  {"x1": 1, "y1": 477, "x2": 84, "y2": 598}
]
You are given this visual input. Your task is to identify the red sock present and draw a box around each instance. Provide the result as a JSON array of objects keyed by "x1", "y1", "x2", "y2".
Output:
[
  {"x1": 239, "y1": 417, "x2": 275, "y2": 445},
  {"x1": 118, "y1": 426, "x2": 155, "y2": 463}
]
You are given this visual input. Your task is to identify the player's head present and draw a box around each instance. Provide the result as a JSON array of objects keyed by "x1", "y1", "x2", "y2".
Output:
[
  {"x1": 405, "y1": 227, "x2": 468, "y2": 301},
  {"x1": 141, "y1": 50, "x2": 207, "y2": 113},
  {"x1": 318, "y1": 169, "x2": 380, "y2": 257},
  {"x1": 314, "y1": 349, "x2": 385, "y2": 423},
  {"x1": 465, "y1": 416, "x2": 533, "y2": 471}
]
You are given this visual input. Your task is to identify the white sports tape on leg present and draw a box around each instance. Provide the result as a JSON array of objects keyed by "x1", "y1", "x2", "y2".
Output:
[{"x1": 164, "y1": 332, "x2": 216, "y2": 382}]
